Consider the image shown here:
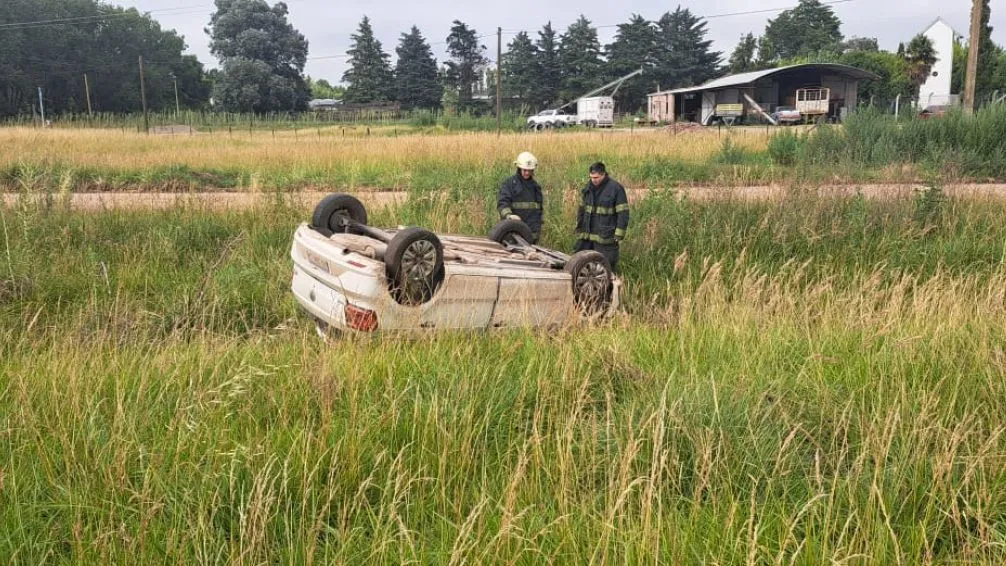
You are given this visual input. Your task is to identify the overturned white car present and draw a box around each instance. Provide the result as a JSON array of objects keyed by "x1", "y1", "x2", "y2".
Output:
[{"x1": 290, "y1": 194, "x2": 622, "y2": 333}]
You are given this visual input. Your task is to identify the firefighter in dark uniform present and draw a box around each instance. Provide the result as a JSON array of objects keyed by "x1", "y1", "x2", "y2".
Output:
[
  {"x1": 574, "y1": 162, "x2": 629, "y2": 271},
  {"x1": 497, "y1": 151, "x2": 544, "y2": 243}
]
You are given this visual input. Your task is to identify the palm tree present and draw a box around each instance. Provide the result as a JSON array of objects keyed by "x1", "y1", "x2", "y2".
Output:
[{"x1": 904, "y1": 34, "x2": 937, "y2": 101}]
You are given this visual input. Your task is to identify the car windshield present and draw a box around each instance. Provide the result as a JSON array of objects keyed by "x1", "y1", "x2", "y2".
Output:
[
  {"x1": 538, "y1": 110, "x2": 554, "y2": 116},
  {"x1": 777, "y1": 107, "x2": 795, "y2": 112}
]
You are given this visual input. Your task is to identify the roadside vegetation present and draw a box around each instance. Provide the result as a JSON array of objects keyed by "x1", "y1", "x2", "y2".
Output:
[
  {"x1": 5, "y1": 105, "x2": 1006, "y2": 195},
  {"x1": 3, "y1": 190, "x2": 1006, "y2": 562}
]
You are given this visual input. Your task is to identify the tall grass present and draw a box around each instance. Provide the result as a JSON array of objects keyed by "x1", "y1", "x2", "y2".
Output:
[
  {"x1": 0, "y1": 127, "x2": 776, "y2": 194},
  {"x1": 3, "y1": 192, "x2": 1006, "y2": 562},
  {"x1": 799, "y1": 105, "x2": 1006, "y2": 179},
  {"x1": 5, "y1": 107, "x2": 1006, "y2": 196}
]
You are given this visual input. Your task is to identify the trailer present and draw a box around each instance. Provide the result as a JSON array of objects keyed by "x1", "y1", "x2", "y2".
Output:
[
  {"x1": 796, "y1": 88, "x2": 830, "y2": 117},
  {"x1": 538, "y1": 68, "x2": 643, "y2": 130},
  {"x1": 577, "y1": 96, "x2": 615, "y2": 127}
]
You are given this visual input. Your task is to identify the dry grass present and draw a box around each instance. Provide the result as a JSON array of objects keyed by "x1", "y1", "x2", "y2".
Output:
[
  {"x1": 0, "y1": 126, "x2": 765, "y2": 172},
  {"x1": 0, "y1": 126, "x2": 778, "y2": 192}
]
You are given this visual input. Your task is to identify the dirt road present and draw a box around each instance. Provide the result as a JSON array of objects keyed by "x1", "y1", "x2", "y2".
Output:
[{"x1": 5, "y1": 184, "x2": 1006, "y2": 212}]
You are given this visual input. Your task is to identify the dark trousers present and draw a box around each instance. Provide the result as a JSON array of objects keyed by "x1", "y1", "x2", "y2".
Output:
[{"x1": 574, "y1": 240, "x2": 620, "y2": 272}]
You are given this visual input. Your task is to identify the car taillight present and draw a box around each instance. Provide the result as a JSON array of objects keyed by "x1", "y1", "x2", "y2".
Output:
[{"x1": 344, "y1": 304, "x2": 379, "y2": 332}]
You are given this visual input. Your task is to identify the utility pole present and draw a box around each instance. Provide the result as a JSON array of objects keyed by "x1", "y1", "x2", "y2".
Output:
[
  {"x1": 496, "y1": 26, "x2": 502, "y2": 136},
  {"x1": 173, "y1": 75, "x2": 181, "y2": 115},
  {"x1": 138, "y1": 56, "x2": 149, "y2": 133},
  {"x1": 964, "y1": 0, "x2": 983, "y2": 113},
  {"x1": 37, "y1": 87, "x2": 46, "y2": 126},
  {"x1": 83, "y1": 74, "x2": 93, "y2": 117}
]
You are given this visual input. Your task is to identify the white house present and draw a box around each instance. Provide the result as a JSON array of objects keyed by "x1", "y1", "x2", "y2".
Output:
[{"x1": 917, "y1": 17, "x2": 961, "y2": 108}]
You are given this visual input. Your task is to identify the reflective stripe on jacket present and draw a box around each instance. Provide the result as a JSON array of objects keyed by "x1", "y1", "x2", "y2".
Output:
[
  {"x1": 497, "y1": 172, "x2": 543, "y2": 235},
  {"x1": 575, "y1": 176, "x2": 629, "y2": 245}
]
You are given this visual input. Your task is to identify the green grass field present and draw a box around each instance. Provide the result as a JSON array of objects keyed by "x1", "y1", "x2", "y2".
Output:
[{"x1": 3, "y1": 190, "x2": 1006, "y2": 562}]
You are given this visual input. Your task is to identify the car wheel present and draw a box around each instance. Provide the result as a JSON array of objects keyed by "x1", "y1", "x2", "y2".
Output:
[
  {"x1": 565, "y1": 250, "x2": 613, "y2": 316},
  {"x1": 488, "y1": 218, "x2": 535, "y2": 246},
  {"x1": 312, "y1": 193, "x2": 368, "y2": 237},
  {"x1": 385, "y1": 227, "x2": 445, "y2": 306}
]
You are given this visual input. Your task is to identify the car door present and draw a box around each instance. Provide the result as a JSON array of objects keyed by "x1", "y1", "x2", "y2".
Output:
[
  {"x1": 419, "y1": 273, "x2": 498, "y2": 329},
  {"x1": 491, "y1": 275, "x2": 574, "y2": 329}
]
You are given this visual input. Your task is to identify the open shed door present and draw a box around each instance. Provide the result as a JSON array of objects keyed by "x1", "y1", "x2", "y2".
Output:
[{"x1": 701, "y1": 92, "x2": 716, "y2": 125}]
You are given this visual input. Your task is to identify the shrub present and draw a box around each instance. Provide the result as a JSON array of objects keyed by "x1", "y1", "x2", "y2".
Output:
[{"x1": 767, "y1": 130, "x2": 801, "y2": 166}]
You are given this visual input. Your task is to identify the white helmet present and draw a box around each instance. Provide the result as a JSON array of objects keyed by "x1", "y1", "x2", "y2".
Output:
[{"x1": 514, "y1": 151, "x2": 538, "y2": 170}]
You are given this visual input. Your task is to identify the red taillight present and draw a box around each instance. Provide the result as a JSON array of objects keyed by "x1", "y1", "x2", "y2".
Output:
[{"x1": 344, "y1": 304, "x2": 379, "y2": 332}]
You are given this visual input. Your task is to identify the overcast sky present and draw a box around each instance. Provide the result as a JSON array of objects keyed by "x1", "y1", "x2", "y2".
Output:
[{"x1": 117, "y1": 0, "x2": 1005, "y2": 83}]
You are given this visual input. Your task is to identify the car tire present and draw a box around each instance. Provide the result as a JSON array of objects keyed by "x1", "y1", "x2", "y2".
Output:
[
  {"x1": 385, "y1": 227, "x2": 445, "y2": 306},
  {"x1": 565, "y1": 250, "x2": 613, "y2": 316},
  {"x1": 312, "y1": 193, "x2": 368, "y2": 237},
  {"x1": 488, "y1": 218, "x2": 535, "y2": 246}
]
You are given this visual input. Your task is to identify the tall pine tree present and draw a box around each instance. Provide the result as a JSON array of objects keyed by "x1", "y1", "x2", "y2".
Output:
[
  {"x1": 973, "y1": 0, "x2": 997, "y2": 100},
  {"x1": 342, "y1": 16, "x2": 394, "y2": 103},
  {"x1": 395, "y1": 26, "x2": 442, "y2": 110},
  {"x1": 762, "y1": 0, "x2": 843, "y2": 62},
  {"x1": 728, "y1": 33, "x2": 759, "y2": 73},
  {"x1": 502, "y1": 32, "x2": 538, "y2": 105},
  {"x1": 532, "y1": 22, "x2": 561, "y2": 108},
  {"x1": 604, "y1": 15, "x2": 656, "y2": 112},
  {"x1": 444, "y1": 21, "x2": 488, "y2": 112},
  {"x1": 653, "y1": 8, "x2": 721, "y2": 90},
  {"x1": 558, "y1": 16, "x2": 603, "y2": 102}
]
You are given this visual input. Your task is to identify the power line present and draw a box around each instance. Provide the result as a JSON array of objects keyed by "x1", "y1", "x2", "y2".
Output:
[
  {"x1": 500, "y1": 0, "x2": 855, "y2": 33},
  {"x1": 0, "y1": 0, "x2": 309, "y2": 31},
  {"x1": 0, "y1": 5, "x2": 213, "y2": 31}
]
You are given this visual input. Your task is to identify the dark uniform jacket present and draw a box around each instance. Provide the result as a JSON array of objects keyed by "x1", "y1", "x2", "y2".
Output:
[
  {"x1": 575, "y1": 176, "x2": 630, "y2": 245},
  {"x1": 497, "y1": 172, "x2": 544, "y2": 238}
]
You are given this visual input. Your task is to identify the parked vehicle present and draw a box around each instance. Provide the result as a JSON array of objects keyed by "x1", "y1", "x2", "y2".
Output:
[
  {"x1": 771, "y1": 106, "x2": 802, "y2": 124},
  {"x1": 577, "y1": 96, "x2": 615, "y2": 128},
  {"x1": 919, "y1": 104, "x2": 950, "y2": 119},
  {"x1": 291, "y1": 194, "x2": 621, "y2": 334},
  {"x1": 527, "y1": 68, "x2": 644, "y2": 131},
  {"x1": 526, "y1": 108, "x2": 578, "y2": 130},
  {"x1": 795, "y1": 87, "x2": 830, "y2": 118}
]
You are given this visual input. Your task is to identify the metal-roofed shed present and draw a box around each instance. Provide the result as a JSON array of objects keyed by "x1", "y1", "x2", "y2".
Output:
[{"x1": 647, "y1": 64, "x2": 880, "y2": 125}]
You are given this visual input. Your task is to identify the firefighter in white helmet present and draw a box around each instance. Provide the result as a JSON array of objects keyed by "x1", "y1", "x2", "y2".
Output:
[{"x1": 497, "y1": 151, "x2": 544, "y2": 243}]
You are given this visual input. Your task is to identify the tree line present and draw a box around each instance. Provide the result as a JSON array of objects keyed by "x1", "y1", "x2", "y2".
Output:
[
  {"x1": 0, "y1": 0, "x2": 209, "y2": 117},
  {"x1": 341, "y1": 10, "x2": 723, "y2": 114},
  {"x1": 2, "y1": 0, "x2": 1004, "y2": 118},
  {"x1": 727, "y1": 0, "x2": 1006, "y2": 107}
]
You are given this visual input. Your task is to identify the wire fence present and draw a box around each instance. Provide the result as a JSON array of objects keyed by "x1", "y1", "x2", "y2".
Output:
[{"x1": 0, "y1": 108, "x2": 533, "y2": 133}]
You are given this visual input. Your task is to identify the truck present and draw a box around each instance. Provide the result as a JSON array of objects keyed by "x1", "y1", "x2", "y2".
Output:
[
  {"x1": 576, "y1": 96, "x2": 615, "y2": 128},
  {"x1": 528, "y1": 68, "x2": 644, "y2": 131},
  {"x1": 526, "y1": 108, "x2": 579, "y2": 130}
]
